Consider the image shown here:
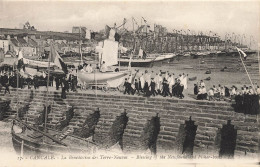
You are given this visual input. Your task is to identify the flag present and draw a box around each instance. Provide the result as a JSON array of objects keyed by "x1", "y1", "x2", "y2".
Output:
[
  {"x1": 236, "y1": 47, "x2": 247, "y2": 60},
  {"x1": 51, "y1": 45, "x2": 68, "y2": 74},
  {"x1": 105, "y1": 25, "x2": 111, "y2": 38}
]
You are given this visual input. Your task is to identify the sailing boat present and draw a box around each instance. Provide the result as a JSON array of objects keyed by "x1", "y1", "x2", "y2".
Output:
[
  {"x1": 11, "y1": 44, "x2": 97, "y2": 156},
  {"x1": 78, "y1": 31, "x2": 129, "y2": 84},
  {"x1": 117, "y1": 18, "x2": 176, "y2": 67}
]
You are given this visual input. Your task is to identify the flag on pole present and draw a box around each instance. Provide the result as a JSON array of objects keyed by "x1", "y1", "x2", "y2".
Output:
[
  {"x1": 236, "y1": 47, "x2": 247, "y2": 60},
  {"x1": 51, "y1": 45, "x2": 68, "y2": 74}
]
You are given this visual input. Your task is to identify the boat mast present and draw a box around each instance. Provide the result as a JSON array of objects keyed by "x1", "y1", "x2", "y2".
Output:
[
  {"x1": 132, "y1": 17, "x2": 136, "y2": 53},
  {"x1": 258, "y1": 44, "x2": 260, "y2": 84},
  {"x1": 16, "y1": 51, "x2": 19, "y2": 118},
  {"x1": 79, "y1": 27, "x2": 83, "y2": 64},
  {"x1": 44, "y1": 44, "x2": 51, "y2": 133}
]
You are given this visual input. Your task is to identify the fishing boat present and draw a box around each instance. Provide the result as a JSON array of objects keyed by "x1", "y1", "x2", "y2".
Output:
[
  {"x1": 11, "y1": 118, "x2": 97, "y2": 156},
  {"x1": 118, "y1": 53, "x2": 176, "y2": 67},
  {"x1": 78, "y1": 39, "x2": 129, "y2": 84},
  {"x1": 78, "y1": 70, "x2": 129, "y2": 83}
]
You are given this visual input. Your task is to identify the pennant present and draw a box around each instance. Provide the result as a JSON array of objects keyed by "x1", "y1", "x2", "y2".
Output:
[
  {"x1": 236, "y1": 47, "x2": 247, "y2": 60},
  {"x1": 52, "y1": 45, "x2": 68, "y2": 74}
]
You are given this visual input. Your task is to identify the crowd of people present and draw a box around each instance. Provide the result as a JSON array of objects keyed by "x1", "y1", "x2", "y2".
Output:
[
  {"x1": 194, "y1": 80, "x2": 260, "y2": 101},
  {"x1": 123, "y1": 69, "x2": 188, "y2": 99},
  {"x1": 0, "y1": 69, "x2": 79, "y2": 98},
  {"x1": 1, "y1": 65, "x2": 259, "y2": 102}
]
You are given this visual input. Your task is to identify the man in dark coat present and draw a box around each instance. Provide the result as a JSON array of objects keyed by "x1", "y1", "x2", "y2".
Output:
[
  {"x1": 55, "y1": 76, "x2": 60, "y2": 90},
  {"x1": 194, "y1": 84, "x2": 198, "y2": 95},
  {"x1": 150, "y1": 78, "x2": 156, "y2": 96},
  {"x1": 123, "y1": 78, "x2": 130, "y2": 95},
  {"x1": 2, "y1": 73, "x2": 10, "y2": 94},
  {"x1": 133, "y1": 79, "x2": 140, "y2": 95}
]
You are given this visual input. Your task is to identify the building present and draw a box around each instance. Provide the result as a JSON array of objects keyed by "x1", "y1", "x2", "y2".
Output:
[
  {"x1": 0, "y1": 38, "x2": 10, "y2": 54},
  {"x1": 72, "y1": 26, "x2": 86, "y2": 38},
  {"x1": 9, "y1": 35, "x2": 38, "y2": 57}
]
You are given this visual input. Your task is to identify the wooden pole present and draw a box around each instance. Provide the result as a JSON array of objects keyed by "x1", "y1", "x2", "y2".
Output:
[
  {"x1": 21, "y1": 140, "x2": 24, "y2": 157},
  {"x1": 238, "y1": 50, "x2": 257, "y2": 93},
  {"x1": 258, "y1": 44, "x2": 260, "y2": 81},
  {"x1": 44, "y1": 44, "x2": 51, "y2": 133},
  {"x1": 16, "y1": 64, "x2": 19, "y2": 118}
]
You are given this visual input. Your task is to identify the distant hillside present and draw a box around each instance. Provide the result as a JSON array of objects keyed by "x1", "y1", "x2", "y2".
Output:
[{"x1": 0, "y1": 28, "x2": 83, "y2": 41}]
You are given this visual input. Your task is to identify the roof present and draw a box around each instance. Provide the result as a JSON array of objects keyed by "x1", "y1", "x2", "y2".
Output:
[
  {"x1": 10, "y1": 38, "x2": 19, "y2": 47},
  {"x1": 17, "y1": 38, "x2": 28, "y2": 46},
  {"x1": 28, "y1": 38, "x2": 38, "y2": 47},
  {"x1": 5, "y1": 51, "x2": 16, "y2": 57},
  {"x1": 60, "y1": 41, "x2": 68, "y2": 47},
  {"x1": 70, "y1": 43, "x2": 79, "y2": 48}
]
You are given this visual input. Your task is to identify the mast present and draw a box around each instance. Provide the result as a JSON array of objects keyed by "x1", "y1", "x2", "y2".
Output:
[
  {"x1": 16, "y1": 53, "x2": 19, "y2": 118},
  {"x1": 132, "y1": 17, "x2": 136, "y2": 53},
  {"x1": 79, "y1": 26, "x2": 83, "y2": 63},
  {"x1": 44, "y1": 44, "x2": 51, "y2": 133},
  {"x1": 258, "y1": 44, "x2": 260, "y2": 83}
]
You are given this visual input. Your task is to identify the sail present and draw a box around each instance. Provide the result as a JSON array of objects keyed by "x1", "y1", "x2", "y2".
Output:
[{"x1": 102, "y1": 39, "x2": 119, "y2": 66}]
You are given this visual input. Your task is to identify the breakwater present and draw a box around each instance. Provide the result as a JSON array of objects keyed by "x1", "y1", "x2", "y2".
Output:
[{"x1": 0, "y1": 88, "x2": 258, "y2": 158}]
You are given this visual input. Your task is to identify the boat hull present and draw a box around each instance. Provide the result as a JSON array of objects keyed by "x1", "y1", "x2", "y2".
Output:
[
  {"x1": 12, "y1": 131, "x2": 93, "y2": 156},
  {"x1": 119, "y1": 53, "x2": 175, "y2": 67},
  {"x1": 78, "y1": 71, "x2": 129, "y2": 83}
]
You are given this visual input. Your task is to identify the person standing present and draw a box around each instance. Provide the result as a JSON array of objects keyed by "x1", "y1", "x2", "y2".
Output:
[
  {"x1": 139, "y1": 73, "x2": 145, "y2": 93},
  {"x1": 2, "y1": 73, "x2": 10, "y2": 94},
  {"x1": 256, "y1": 85, "x2": 260, "y2": 95},
  {"x1": 208, "y1": 88, "x2": 214, "y2": 101},
  {"x1": 100, "y1": 61, "x2": 107, "y2": 72},
  {"x1": 150, "y1": 78, "x2": 156, "y2": 96},
  {"x1": 133, "y1": 79, "x2": 140, "y2": 95},
  {"x1": 194, "y1": 84, "x2": 198, "y2": 95}
]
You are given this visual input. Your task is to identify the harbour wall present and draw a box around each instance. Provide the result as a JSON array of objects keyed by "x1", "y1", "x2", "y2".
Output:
[{"x1": 0, "y1": 88, "x2": 258, "y2": 158}]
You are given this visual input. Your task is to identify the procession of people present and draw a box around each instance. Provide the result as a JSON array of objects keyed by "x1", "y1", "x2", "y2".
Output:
[{"x1": 123, "y1": 69, "x2": 188, "y2": 99}]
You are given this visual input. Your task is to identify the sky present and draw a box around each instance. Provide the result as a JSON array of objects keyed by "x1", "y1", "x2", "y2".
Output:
[{"x1": 0, "y1": 0, "x2": 259, "y2": 47}]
